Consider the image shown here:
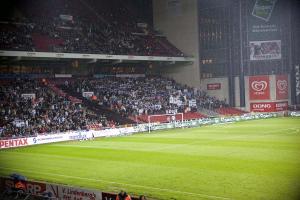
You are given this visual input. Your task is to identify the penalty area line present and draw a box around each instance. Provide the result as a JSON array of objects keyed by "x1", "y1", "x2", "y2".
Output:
[{"x1": 0, "y1": 166, "x2": 232, "y2": 200}]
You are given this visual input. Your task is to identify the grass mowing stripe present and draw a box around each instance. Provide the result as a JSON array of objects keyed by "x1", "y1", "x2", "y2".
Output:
[{"x1": 0, "y1": 166, "x2": 232, "y2": 200}]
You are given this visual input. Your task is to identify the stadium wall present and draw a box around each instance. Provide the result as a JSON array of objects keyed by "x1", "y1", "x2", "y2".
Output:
[
  {"x1": 200, "y1": 77, "x2": 229, "y2": 104},
  {"x1": 200, "y1": 74, "x2": 291, "y2": 111},
  {"x1": 152, "y1": 0, "x2": 201, "y2": 88},
  {"x1": 235, "y1": 74, "x2": 291, "y2": 111}
]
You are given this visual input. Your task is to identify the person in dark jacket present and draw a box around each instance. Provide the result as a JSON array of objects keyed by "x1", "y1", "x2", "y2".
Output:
[{"x1": 116, "y1": 190, "x2": 131, "y2": 200}]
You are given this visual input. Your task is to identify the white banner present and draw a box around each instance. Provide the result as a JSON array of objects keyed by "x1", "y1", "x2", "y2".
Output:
[
  {"x1": 189, "y1": 99, "x2": 197, "y2": 107},
  {"x1": 166, "y1": 109, "x2": 178, "y2": 114},
  {"x1": 21, "y1": 93, "x2": 36, "y2": 99},
  {"x1": 176, "y1": 99, "x2": 182, "y2": 106},
  {"x1": 59, "y1": 14, "x2": 73, "y2": 21},
  {"x1": 169, "y1": 96, "x2": 175, "y2": 104},
  {"x1": 82, "y1": 91, "x2": 94, "y2": 98},
  {"x1": 46, "y1": 183, "x2": 102, "y2": 200},
  {"x1": 137, "y1": 22, "x2": 148, "y2": 28},
  {"x1": 12, "y1": 119, "x2": 25, "y2": 127}
]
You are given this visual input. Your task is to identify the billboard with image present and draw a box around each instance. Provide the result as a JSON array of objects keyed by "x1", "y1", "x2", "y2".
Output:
[{"x1": 250, "y1": 40, "x2": 281, "y2": 60}]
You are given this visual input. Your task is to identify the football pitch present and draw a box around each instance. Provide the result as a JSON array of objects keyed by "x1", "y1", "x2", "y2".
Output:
[{"x1": 1, "y1": 117, "x2": 300, "y2": 200}]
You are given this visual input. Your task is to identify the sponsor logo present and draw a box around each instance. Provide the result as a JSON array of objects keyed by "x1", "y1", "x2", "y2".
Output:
[
  {"x1": 250, "y1": 101, "x2": 288, "y2": 112},
  {"x1": 276, "y1": 75, "x2": 288, "y2": 100},
  {"x1": 253, "y1": 103, "x2": 271, "y2": 109},
  {"x1": 277, "y1": 80, "x2": 287, "y2": 91},
  {"x1": 249, "y1": 76, "x2": 270, "y2": 100},
  {"x1": 251, "y1": 81, "x2": 268, "y2": 92},
  {"x1": 275, "y1": 102, "x2": 287, "y2": 108},
  {"x1": 69, "y1": 133, "x2": 87, "y2": 140},
  {"x1": 0, "y1": 138, "x2": 28, "y2": 148}
]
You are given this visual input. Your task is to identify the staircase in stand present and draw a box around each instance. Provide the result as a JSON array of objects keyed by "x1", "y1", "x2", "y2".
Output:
[{"x1": 58, "y1": 85, "x2": 135, "y2": 125}]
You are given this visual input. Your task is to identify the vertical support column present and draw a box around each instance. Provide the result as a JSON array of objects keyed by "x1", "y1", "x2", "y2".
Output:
[
  {"x1": 238, "y1": 0, "x2": 246, "y2": 107},
  {"x1": 227, "y1": 3, "x2": 235, "y2": 107},
  {"x1": 290, "y1": 0, "x2": 300, "y2": 105}
]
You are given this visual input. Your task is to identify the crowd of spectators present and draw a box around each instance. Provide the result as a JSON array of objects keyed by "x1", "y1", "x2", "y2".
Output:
[
  {"x1": 0, "y1": 76, "x2": 227, "y2": 139},
  {"x1": 0, "y1": 23, "x2": 35, "y2": 51},
  {"x1": 0, "y1": 0, "x2": 184, "y2": 57},
  {"x1": 0, "y1": 79, "x2": 110, "y2": 139},
  {"x1": 67, "y1": 76, "x2": 227, "y2": 118}
]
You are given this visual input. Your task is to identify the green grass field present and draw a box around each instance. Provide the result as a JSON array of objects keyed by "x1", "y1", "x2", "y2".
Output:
[{"x1": 1, "y1": 117, "x2": 300, "y2": 200}]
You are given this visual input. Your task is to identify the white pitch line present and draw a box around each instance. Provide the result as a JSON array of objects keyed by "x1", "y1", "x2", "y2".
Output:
[{"x1": 0, "y1": 166, "x2": 232, "y2": 200}]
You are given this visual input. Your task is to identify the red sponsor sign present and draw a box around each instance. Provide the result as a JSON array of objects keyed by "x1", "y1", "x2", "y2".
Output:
[
  {"x1": 276, "y1": 75, "x2": 288, "y2": 100},
  {"x1": 0, "y1": 138, "x2": 28, "y2": 149},
  {"x1": 250, "y1": 101, "x2": 288, "y2": 112},
  {"x1": 207, "y1": 83, "x2": 221, "y2": 90},
  {"x1": 249, "y1": 75, "x2": 270, "y2": 100}
]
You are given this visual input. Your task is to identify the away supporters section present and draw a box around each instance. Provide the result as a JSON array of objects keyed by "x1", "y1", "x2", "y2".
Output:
[{"x1": 0, "y1": 177, "x2": 139, "y2": 200}]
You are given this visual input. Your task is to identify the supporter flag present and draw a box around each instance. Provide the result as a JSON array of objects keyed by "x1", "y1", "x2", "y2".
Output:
[
  {"x1": 249, "y1": 75, "x2": 270, "y2": 100},
  {"x1": 276, "y1": 75, "x2": 288, "y2": 100}
]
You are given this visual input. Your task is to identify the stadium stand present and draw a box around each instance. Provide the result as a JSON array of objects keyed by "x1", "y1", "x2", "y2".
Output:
[
  {"x1": 0, "y1": 0, "x2": 184, "y2": 57},
  {"x1": 0, "y1": 79, "x2": 112, "y2": 138},
  {"x1": 0, "y1": 75, "x2": 244, "y2": 138},
  {"x1": 58, "y1": 76, "x2": 228, "y2": 122}
]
